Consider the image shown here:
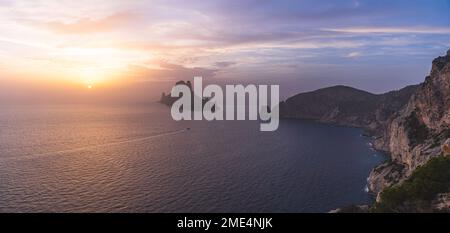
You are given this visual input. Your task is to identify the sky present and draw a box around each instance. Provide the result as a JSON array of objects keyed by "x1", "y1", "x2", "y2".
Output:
[{"x1": 0, "y1": 0, "x2": 450, "y2": 103}]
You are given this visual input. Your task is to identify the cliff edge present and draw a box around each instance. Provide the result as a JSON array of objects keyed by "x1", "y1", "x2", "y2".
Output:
[{"x1": 369, "y1": 50, "x2": 450, "y2": 198}]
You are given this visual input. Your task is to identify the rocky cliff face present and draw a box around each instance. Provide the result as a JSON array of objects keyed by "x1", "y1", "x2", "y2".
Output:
[{"x1": 369, "y1": 50, "x2": 450, "y2": 196}]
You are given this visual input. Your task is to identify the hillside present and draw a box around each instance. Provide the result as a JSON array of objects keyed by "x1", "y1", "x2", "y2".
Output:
[{"x1": 279, "y1": 84, "x2": 418, "y2": 135}]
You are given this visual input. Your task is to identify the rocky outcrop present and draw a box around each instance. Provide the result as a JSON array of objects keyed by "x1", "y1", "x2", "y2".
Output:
[
  {"x1": 329, "y1": 205, "x2": 369, "y2": 213},
  {"x1": 432, "y1": 193, "x2": 450, "y2": 211},
  {"x1": 369, "y1": 50, "x2": 450, "y2": 197},
  {"x1": 160, "y1": 80, "x2": 193, "y2": 106},
  {"x1": 160, "y1": 80, "x2": 213, "y2": 109},
  {"x1": 442, "y1": 139, "x2": 450, "y2": 156}
]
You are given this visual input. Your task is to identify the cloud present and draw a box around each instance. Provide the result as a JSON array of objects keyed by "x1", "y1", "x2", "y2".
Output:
[
  {"x1": 1, "y1": 0, "x2": 450, "y2": 97},
  {"x1": 323, "y1": 27, "x2": 450, "y2": 35},
  {"x1": 214, "y1": 61, "x2": 236, "y2": 68},
  {"x1": 126, "y1": 61, "x2": 218, "y2": 81},
  {"x1": 345, "y1": 51, "x2": 361, "y2": 58},
  {"x1": 42, "y1": 12, "x2": 138, "y2": 34}
]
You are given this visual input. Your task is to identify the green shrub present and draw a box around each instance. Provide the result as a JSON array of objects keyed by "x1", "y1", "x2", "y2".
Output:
[{"x1": 372, "y1": 156, "x2": 450, "y2": 212}]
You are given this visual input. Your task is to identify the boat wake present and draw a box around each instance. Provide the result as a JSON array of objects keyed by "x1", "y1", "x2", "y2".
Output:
[{"x1": 0, "y1": 129, "x2": 187, "y2": 163}]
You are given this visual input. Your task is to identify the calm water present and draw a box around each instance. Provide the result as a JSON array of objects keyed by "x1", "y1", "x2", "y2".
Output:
[{"x1": 0, "y1": 103, "x2": 385, "y2": 212}]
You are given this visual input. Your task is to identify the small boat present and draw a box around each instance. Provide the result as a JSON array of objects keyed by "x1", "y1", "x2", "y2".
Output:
[{"x1": 186, "y1": 127, "x2": 191, "y2": 130}]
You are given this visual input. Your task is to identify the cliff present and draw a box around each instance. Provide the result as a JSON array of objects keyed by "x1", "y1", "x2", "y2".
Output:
[
  {"x1": 369, "y1": 50, "x2": 450, "y2": 198},
  {"x1": 281, "y1": 50, "x2": 450, "y2": 211}
]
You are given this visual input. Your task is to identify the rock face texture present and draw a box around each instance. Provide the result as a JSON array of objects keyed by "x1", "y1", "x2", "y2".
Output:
[
  {"x1": 369, "y1": 50, "x2": 450, "y2": 196},
  {"x1": 432, "y1": 193, "x2": 450, "y2": 211},
  {"x1": 442, "y1": 138, "x2": 450, "y2": 156}
]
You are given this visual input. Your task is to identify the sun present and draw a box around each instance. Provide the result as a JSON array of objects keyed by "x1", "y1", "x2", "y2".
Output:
[{"x1": 87, "y1": 85, "x2": 93, "y2": 89}]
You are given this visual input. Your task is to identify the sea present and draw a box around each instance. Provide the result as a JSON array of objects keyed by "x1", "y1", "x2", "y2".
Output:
[{"x1": 0, "y1": 103, "x2": 386, "y2": 212}]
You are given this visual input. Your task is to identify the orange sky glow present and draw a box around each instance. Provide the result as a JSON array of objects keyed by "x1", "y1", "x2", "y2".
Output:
[{"x1": 1, "y1": 0, "x2": 449, "y2": 104}]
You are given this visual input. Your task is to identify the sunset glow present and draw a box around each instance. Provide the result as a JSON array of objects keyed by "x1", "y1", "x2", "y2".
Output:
[
  {"x1": 1, "y1": 0, "x2": 450, "y2": 217},
  {"x1": 1, "y1": 0, "x2": 449, "y2": 104}
]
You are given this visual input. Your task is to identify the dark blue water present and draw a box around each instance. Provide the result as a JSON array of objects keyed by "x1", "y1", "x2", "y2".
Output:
[{"x1": 0, "y1": 104, "x2": 385, "y2": 212}]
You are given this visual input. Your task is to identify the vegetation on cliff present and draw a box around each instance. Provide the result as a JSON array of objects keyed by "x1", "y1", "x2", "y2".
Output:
[{"x1": 371, "y1": 155, "x2": 450, "y2": 212}]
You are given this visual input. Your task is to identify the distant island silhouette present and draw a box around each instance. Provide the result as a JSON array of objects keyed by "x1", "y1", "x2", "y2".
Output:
[{"x1": 160, "y1": 80, "x2": 214, "y2": 112}]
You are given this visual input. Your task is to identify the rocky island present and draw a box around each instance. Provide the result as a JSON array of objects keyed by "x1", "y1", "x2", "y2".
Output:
[
  {"x1": 160, "y1": 80, "x2": 193, "y2": 106},
  {"x1": 160, "y1": 80, "x2": 213, "y2": 109}
]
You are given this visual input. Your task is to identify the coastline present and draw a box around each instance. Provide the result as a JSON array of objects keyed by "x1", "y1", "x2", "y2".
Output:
[{"x1": 279, "y1": 117, "x2": 390, "y2": 212}]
